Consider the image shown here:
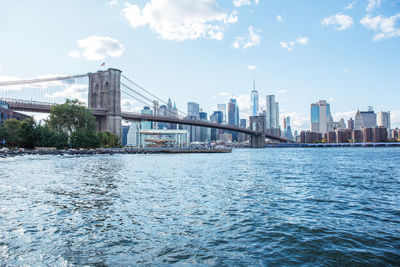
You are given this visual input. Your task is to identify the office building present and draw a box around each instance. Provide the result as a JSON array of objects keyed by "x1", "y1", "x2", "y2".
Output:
[
  {"x1": 250, "y1": 81, "x2": 259, "y2": 116},
  {"x1": 377, "y1": 111, "x2": 391, "y2": 137},
  {"x1": 217, "y1": 104, "x2": 226, "y2": 122},
  {"x1": 122, "y1": 125, "x2": 130, "y2": 146},
  {"x1": 140, "y1": 106, "x2": 153, "y2": 129},
  {"x1": 126, "y1": 122, "x2": 140, "y2": 147},
  {"x1": 266, "y1": 95, "x2": 280, "y2": 132},
  {"x1": 188, "y1": 102, "x2": 200, "y2": 118},
  {"x1": 283, "y1": 116, "x2": 294, "y2": 140},
  {"x1": 210, "y1": 111, "x2": 223, "y2": 141},
  {"x1": 199, "y1": 111, "x2": 210, "y2": 142},
  {"x1": 348, "y1": 118, "x2": 354, "y2": 130},
  {"x1": 228, "y1": 98, "x2": 239, "y2": 141},
  {"x1": 310, "y1": 100, "x2": 332, "y2": 134},
  {"x1": 355, "y1": 107, "x2": 377, "y2": 130}
]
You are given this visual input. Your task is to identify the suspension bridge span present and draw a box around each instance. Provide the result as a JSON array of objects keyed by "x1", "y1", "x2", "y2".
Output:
[{"x1": 0, "y1": 68, "x2": 290, "y2": 147}]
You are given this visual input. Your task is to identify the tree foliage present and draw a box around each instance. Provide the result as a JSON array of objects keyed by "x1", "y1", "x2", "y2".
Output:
[
  {"x1": 48, "y1": 99, "x2": 96, "y2": 135},
  {"x1": 0, "y1": 99, "x2": 121, "y2": 149}
]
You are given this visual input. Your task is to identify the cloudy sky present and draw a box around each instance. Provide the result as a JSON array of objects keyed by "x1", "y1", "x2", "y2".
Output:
[{"x1": 0, "y1": 0, "x2": 399, "y2": 130}]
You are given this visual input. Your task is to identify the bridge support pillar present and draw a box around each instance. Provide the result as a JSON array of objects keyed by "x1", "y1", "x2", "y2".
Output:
[
  {"x1": 88, "y1": 68, "x2": 122, "y2": 139},
  {"x1": 250, "y1": 115, "x2": 266, "y2": 148}
]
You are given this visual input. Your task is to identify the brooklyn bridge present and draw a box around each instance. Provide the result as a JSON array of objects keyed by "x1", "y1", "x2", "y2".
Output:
[{"x1": 0, "y1": 68, "x2": 290, "y2": 147}]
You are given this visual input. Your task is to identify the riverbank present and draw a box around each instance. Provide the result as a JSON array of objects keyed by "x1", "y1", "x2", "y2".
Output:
[{"x1": 0, "y1": 147, "x2": 232, "y2": 157}]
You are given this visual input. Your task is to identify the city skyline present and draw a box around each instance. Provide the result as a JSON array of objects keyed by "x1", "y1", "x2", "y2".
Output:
[{"x1": 1, "y1": 0, "x2": 399, "y2": 130}]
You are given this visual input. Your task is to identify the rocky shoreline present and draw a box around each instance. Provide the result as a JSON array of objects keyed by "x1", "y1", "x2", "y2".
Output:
[{"x1": 0, "y1": 147, "x2": 232, "y2": 157}]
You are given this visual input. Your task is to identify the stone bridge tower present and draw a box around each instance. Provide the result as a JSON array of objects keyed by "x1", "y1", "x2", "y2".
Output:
[
  {"x1": 88, "y1": 68, "x2": 122, "y2": 139},
  {"x1": 250, "y1": 115, "x2": 266, "y2": 148}
]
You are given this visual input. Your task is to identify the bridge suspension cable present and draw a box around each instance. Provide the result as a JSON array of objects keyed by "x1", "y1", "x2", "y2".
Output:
[
  {"x1": 121, "y1": 74, "x2": 187, "y2": 116},
  {"x1": 0, "y1": 74, "x2": 88, "y2": 86}
]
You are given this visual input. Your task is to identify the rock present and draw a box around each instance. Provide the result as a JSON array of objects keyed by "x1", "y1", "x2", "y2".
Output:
[{"x1": 0, "y1": 147, "x2": 10, "y2": 153}]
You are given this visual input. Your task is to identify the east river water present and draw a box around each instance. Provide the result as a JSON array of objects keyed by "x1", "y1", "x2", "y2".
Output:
[{"x1": 0, "y1": 148, "x2": 399, "y2": 266}]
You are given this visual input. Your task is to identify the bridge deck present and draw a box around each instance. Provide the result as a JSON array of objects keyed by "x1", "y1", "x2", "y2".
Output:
[{"x1": 0, "y1": 98, "x2": 290, "y2": 142}]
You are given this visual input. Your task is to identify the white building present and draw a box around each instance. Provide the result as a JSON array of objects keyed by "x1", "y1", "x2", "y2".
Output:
[
  {"x1": 217, "y1": 104, "x2": 226, "y2": 123},
  {"x1": 377, "y1": 111, "x2": 391, "y2": 137},
  {"x1": 355, "y1": 107, "x2": 377, "y2": 130},
  {"x1": 126, "y1": 122, "x2": 140, "y2": 147}
]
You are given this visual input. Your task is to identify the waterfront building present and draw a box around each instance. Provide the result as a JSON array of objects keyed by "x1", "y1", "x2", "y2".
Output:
[
  {"x1": 363, "y1": 128, "x2": 374, "y2": 142},
  {"x1": 391, "y1": 128, "x2": 400, "y2": 139},
  {"x1": 310, "y1": 100, "x2": 332, "y2": 134},
  {"x1": 126, "y1": 122, "x2": 140, "y2": 147},
  {"x1": 266, "y1": 95, "x2": 279, "y2": 129},
  {"x1": 373, "y1": 126, "x2": 388, "y2": 142},
  {"x1": 352, "y1": 130, "x2": 364, "y2": 143},
  {"x1": 122, "y1": 125, "x2": 130, "y2": 146},
  {"x1": 348, "y1": 118, "x2": 354, "y2": 130},
  {"x1": 217, "y1": 104, "x2": 226, "y2": 122},
  {"x1": 188, "y1": 102, "x2": 200, "y2": 118},
  {"x1": 138, "y1": 129, "x2": 189, "y2": 148},
  {"x1": 336, "y1": 129, "x2": 352, "y2": 143},
  {"x1": 355, "y1": 107, "x2": 377, "y2": 130},
  {"x1": 300, "y1": 131, "x2": 322, "y2": 143},
  {"x1": 327, "y1": 132, "x2": 336, "y2": 143},
  {"x1": 283, "y1": 116, "x2": 294, "y2": 140},
  {"x1": 239, "y1": 118, "x2": 248, "y2": 142},
  {"x1": 199, "y1": 111, "x2": 210, "y2": 142},
  {"x1": 0, "y1": 101, "x2": 30, "y2": 125},
  {"x1": 377, "y1": 111, "x2": 391, "y2": 137},
  {"x1": 210, "y1": 111, "x2": 223, "y2": 141},
  {"x1": 250, "y1": 81, "x2": 259, "y2": 116},
  {"x1": 228, "y1": 98, "x2": 239, "y2": 141},
  {"x1": 140, "y1": 106, "x2": 153, "y2": 130}
]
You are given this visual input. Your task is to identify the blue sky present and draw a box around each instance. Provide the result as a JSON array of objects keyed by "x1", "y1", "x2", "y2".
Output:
[{"x1": 0, "y1": 0, "x2": 399, "y2": 130}]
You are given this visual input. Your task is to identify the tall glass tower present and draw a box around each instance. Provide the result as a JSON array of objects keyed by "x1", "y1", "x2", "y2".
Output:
[{"x1": 250, "y1": 80, "x2": 259, "y2": 116}]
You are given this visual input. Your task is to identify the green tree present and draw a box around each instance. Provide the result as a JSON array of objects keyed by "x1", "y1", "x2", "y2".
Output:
[
  {"x1": 97, "y1": 132, "x2": 121, "y2": 148},
  {"x1": 70, "y1": 128, "x2": 100, "y2": 148},
  {"x1": 18, "y1": 118, "x2": 36, "y2": 148},
  {"x1": 48, "y1": 99, "x2": 96, "y2": 135},
  {"x1": 34, "y1": 124, "x2": 68, "y2": 149},
  {"x1": 0, "y1": 119, "x2": 23, "y2": 147}
]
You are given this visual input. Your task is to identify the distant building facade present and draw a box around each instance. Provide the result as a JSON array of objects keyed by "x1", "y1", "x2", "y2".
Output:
[
  {"x1": 355, "y1": 107, "x2": 377, "y2": 130},
  {"x1": 310, "y1": 100, "x2": 332, "y2": 134}
]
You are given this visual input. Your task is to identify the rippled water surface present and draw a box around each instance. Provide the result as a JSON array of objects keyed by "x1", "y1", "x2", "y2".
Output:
[{"x1": 1, "y1": 148, "x2": 400, "y2": 266}]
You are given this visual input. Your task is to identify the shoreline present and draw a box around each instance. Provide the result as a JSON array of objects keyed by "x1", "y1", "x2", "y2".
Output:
[{"x1": 0, "y1": 147, "x2": 232, "y2": 157}]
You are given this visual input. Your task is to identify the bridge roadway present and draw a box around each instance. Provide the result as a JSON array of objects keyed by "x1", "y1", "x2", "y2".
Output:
[{"x1": 1, "y1": 98, "x2": 289, "y2": 142}]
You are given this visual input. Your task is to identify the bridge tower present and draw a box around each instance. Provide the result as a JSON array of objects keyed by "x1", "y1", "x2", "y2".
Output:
[
  {"x1": 88, "y1": 68, "x2": 122, "y2": 139},
  {"x1": 250, "y1": 115, "x2": 266, "y2": 148}
]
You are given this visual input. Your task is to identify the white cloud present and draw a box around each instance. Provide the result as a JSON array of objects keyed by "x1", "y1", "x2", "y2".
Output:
[
  {"x1": 73, "y1": 36, "x2": 125, "y2": 61},
  {"x1": 281, "y1": 112, "x2": 309, "y2": 131},
  {"x1": 276, "y1": 15, "x2": 283, "y2": 22},
  {"x1": 328, "y1": 97, "x2": 335, "y2": 102},
  {"x1": 277, "y1": 89, "x2": 287, "y2": 94},
  {"x1": 233, "y1": 0, "x2": 251, "y2": 7},
  {"x1": 123, "y1": 1, "x2": 237, "y2": 41},
  {"x1": 344, "y1": 1, "x2": 356, "y2": 10},
  {"x1": 0, "y1": 64, "x2": 2, "y2": 71},
  {"x1": 366, "y1": 0, "x2": 381, "y2": 11},
  {"x1": 68, "y1": 50, "x2": 80, "y2": 58},
  {"x1": 344, "y1": 68, "x2": 351, "y2": 72},
  {"x1": 332, "y1": 111, "x2": 356, "y2": 122},
  {"x1": 45, "y1": 84, "x2": 88, "y2": 104},
  {"x1": 121, "y1": 99, "x2": 142, "y2": 113},
  {"x1": 109, "y1": 0, "x2": 118, "y2": 6},
  {"x1": 322, "y1": 13, "x2": 354, "y2": 30},
  {"x1": 296, "y1": 36, "x2": 309, "y2": 45},
  {"x1": 280, "y1": 36, "x2": 308, "y2": 51},
  {"x1": 218, "y1": 91, "x2": 230, "y2": 97},
  {"x1": 360, "y1": 14, "x2": 400, "y2": 41},
  {"x1": 233, "y1": 26, "x2": 261, "y2": 49},
  {"x1": 247, "y1": 65, "x2": 256, "y2": 70},
  {"x1": 255, "y1": 0, "x2": 259, "y2": 5}
]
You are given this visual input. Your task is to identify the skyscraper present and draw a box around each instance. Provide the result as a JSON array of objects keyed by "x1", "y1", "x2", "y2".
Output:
[
  {"x1": 310, "y1": 100, "x2": 332, "y2": 134},
  {"x1": 283, "y1": 116, "x2": 294, "y2": 140},
  {"x1": 354, "y1": 107, "x2": 377, "y2": 130},
  {"x1": 250, "y1": 80, "x2": 259, "y2": 116},
  {"x1": 140, "y1": 106, "x2": 153, "y2": 129},
  {"x1": 266, "y1": 95, "x2": 279, "y2": 129},
  {"x1": 217, "y1": 104, "x2": 226, "y2": 122},
  {"x1": 187, "y1": 102, "x2": 200, "y2": 118},
  {"x1": 348, "y1": 118, "x2": 354, "y2": 130},
  {"x1": 228, "y1": 98, "x2": 239, "y2": 141},
  {"x1": 377, "y1": 111, "x2": 391, "y2": 137}
]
